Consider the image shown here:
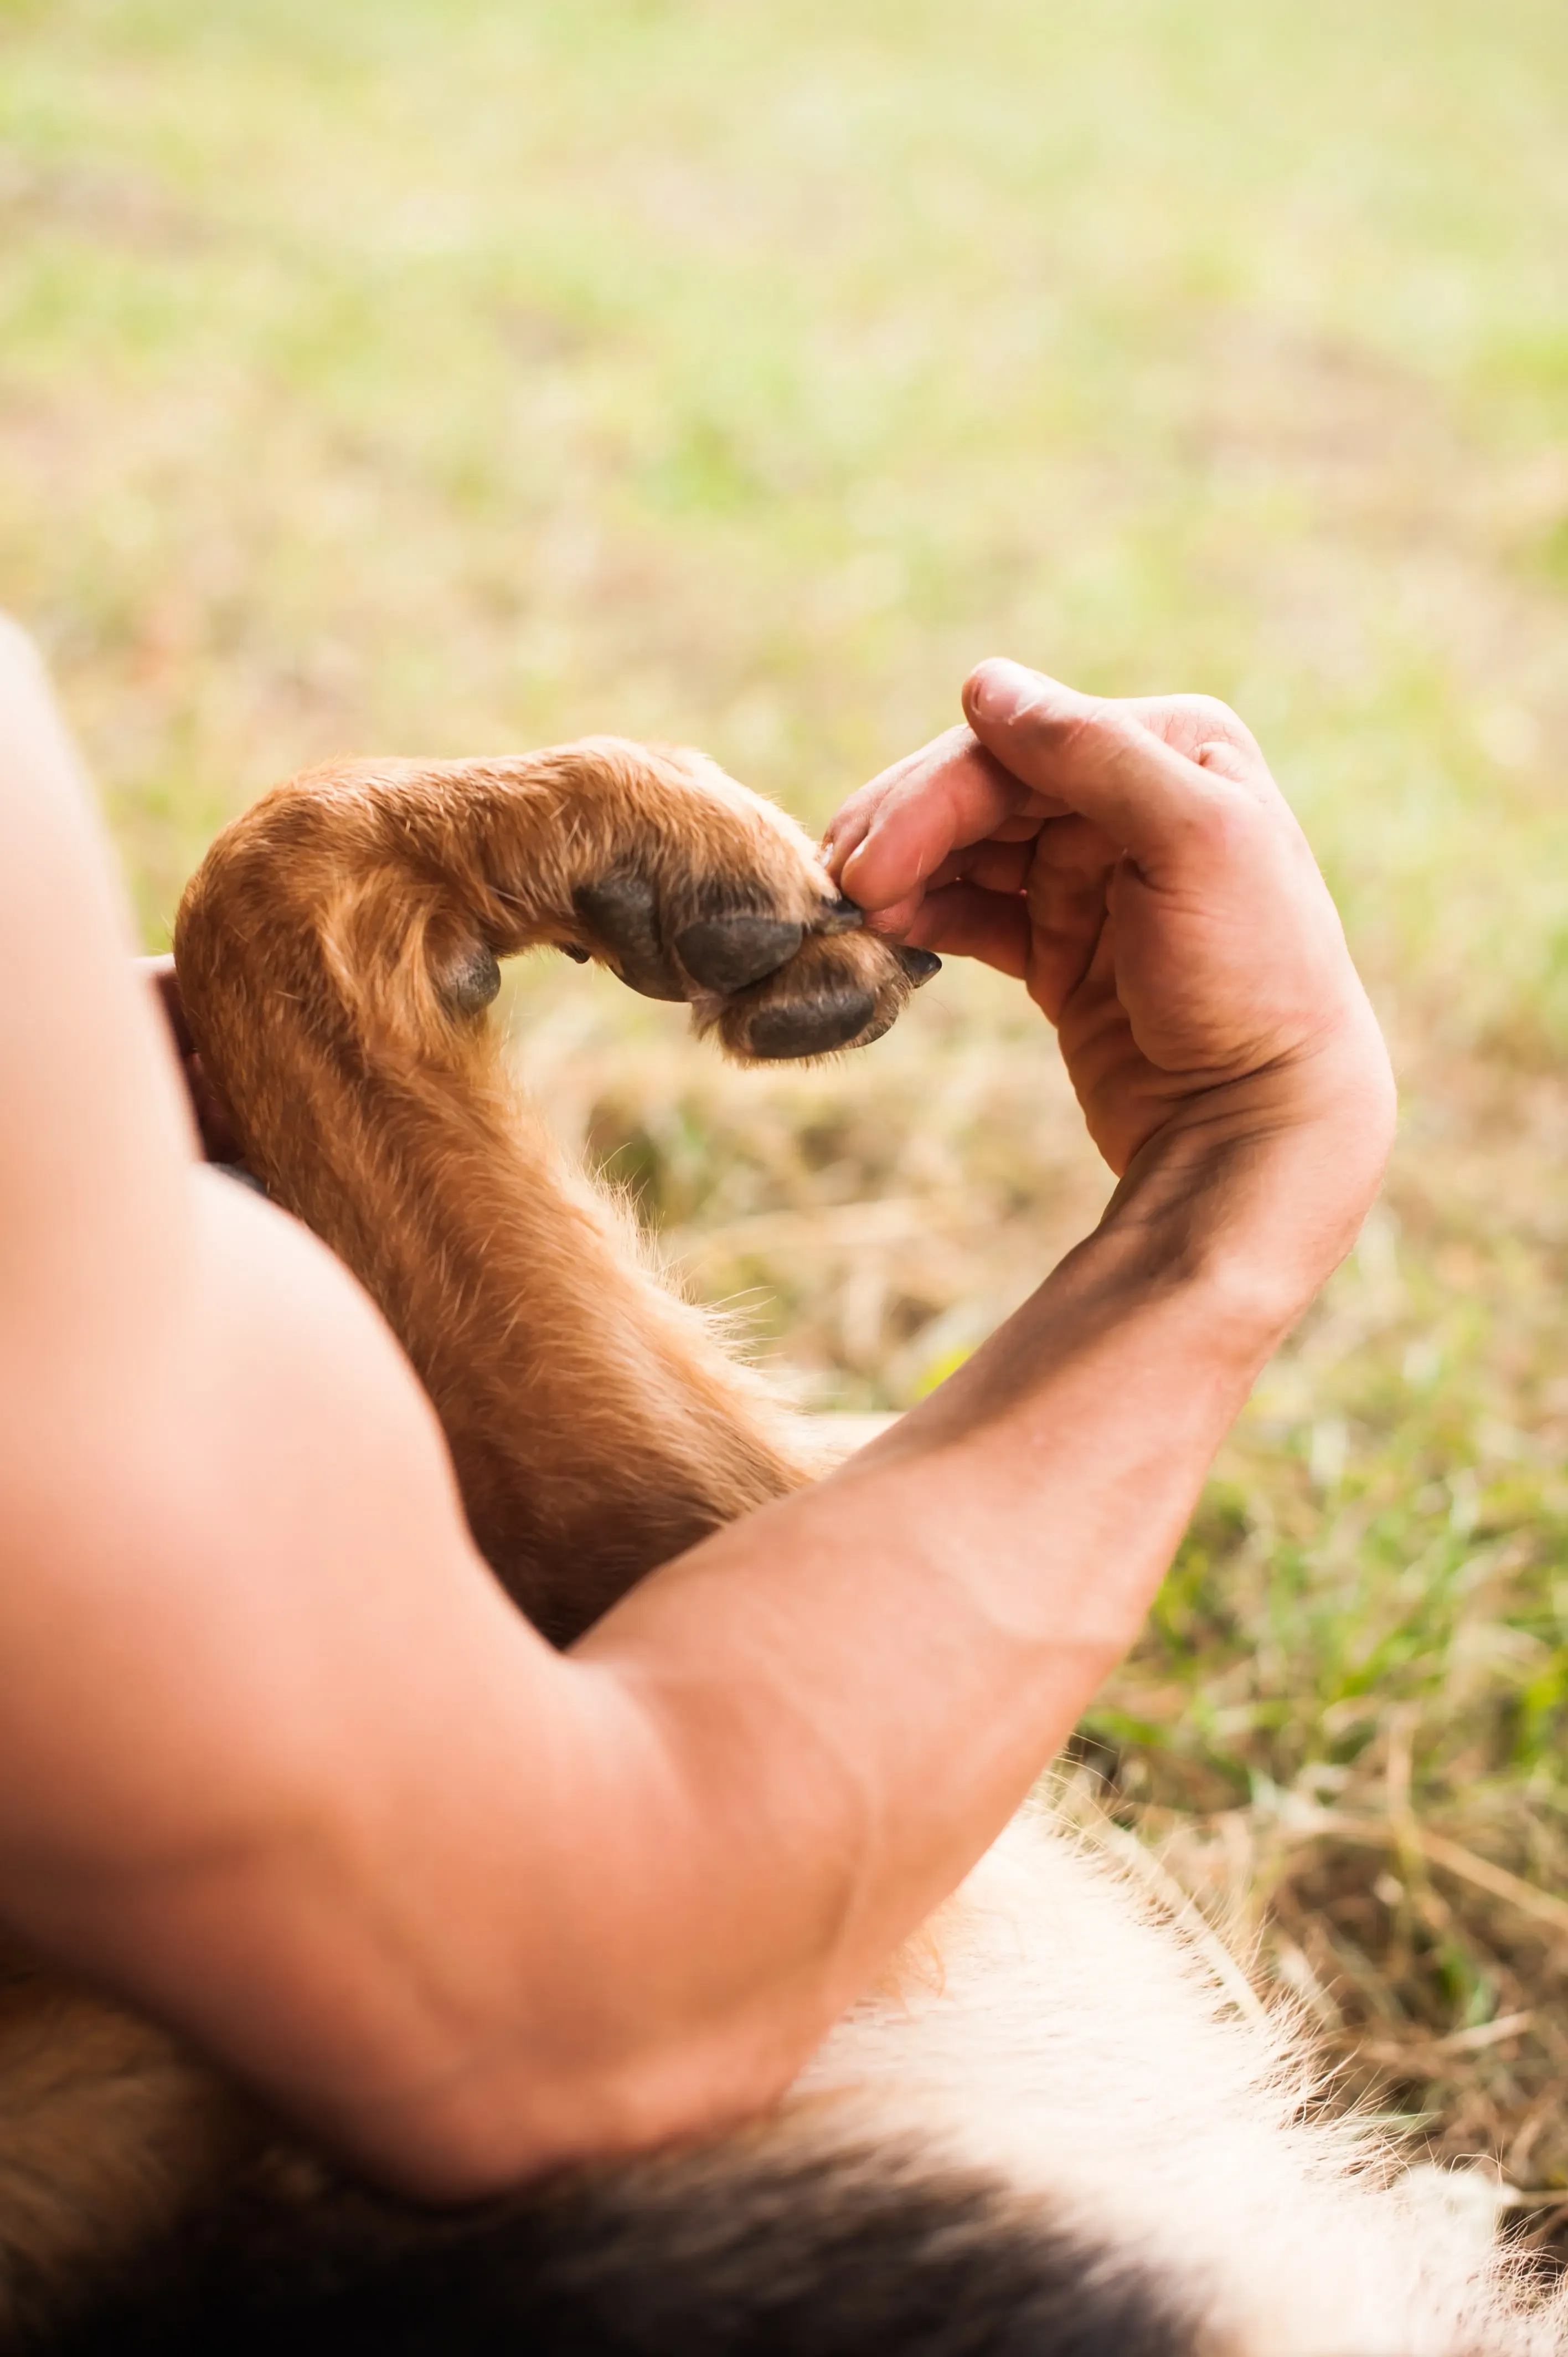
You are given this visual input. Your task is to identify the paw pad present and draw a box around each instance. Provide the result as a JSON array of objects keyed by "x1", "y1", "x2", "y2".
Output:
[
  {"x1": 744, "y1": 986, "x2": 879, "y2": 1060},
  {"x1": 675, "y1": 914, "x2": 805, "y2": 994},
  {"x1": 574, "y1": 873, "x2": 869, "y2": 1007},
  {"x1": 442, "y1": 940, "x2": 504, "y2": 1013},
  {"x1": 572, "y1": 876, "x2": 685, "y2": 1001},
  {"x1": 566, "y1": 838, "x2": 915, "y2": 1063}
]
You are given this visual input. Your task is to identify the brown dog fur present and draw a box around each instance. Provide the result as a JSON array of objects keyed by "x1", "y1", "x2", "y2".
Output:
[{"x1": 173, "y1": 737, "x2": 916, "y2": 1640}]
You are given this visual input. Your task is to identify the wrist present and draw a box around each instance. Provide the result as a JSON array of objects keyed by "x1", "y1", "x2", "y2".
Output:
[{"x1": 1104, "y1": 1027, "x2": 1396, "y2": 1340}]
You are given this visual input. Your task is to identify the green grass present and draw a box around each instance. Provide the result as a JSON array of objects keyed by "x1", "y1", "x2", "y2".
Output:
[{"x1": 4, "y1": 0, "x2": 1568, "y2": 2204}]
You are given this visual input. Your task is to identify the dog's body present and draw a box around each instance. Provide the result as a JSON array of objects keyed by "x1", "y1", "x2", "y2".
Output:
[{"x1": 0, "y1": 742, "x2": 1561, "y2": 2354}]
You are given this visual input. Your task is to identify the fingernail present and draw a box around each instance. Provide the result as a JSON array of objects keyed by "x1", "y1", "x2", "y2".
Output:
[{"x1": 966, "y1": 657, "x2": 1036, "y2": 727}]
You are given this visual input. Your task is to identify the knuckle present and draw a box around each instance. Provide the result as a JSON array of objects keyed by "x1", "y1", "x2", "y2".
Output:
[
  {"x1": 1182, "y1": 693, "x2": 1262, "y2": 761},
  {"x1": 1173, "y1": 691, "x2": 1240, "y2": 732}
]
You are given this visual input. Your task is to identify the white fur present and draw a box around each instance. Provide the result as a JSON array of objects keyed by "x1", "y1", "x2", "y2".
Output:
[{"x1": 795, "y1": 1809, "x2": 1565, "y2": 2356}]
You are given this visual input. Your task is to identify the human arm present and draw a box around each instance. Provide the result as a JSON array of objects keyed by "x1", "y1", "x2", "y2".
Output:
[{"x1": 0, "y1": 629, "x2": 1392, "y2": 2200}]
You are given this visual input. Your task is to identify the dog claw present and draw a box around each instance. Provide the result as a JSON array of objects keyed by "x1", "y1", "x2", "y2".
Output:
[
  {"x1": 675, "y1": 914, "x2": 804, "y2": 994},
  {"x1": 742, "y1": 986, "x2": 878, "y2": 1060},
  {"x1": 573, "y1": 876, "x2": 686, "y2": 1001},
  {"x1": 898, "y1": 946, "x2": 942, "y2": 987}
]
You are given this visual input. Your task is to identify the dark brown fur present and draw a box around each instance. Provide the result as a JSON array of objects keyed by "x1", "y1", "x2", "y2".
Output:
[{"x1": 52, "y1": 2128, "x2": 1194, "y2": 2357}]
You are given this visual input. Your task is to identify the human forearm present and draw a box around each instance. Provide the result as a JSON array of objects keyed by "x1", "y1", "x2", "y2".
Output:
[
  {"x1": 0, "y1": 1118, "x2": 1339, "y2": 2206},
  {"x1": 195, "y1": 1121, "x2": 1364, "y2": 2200},
  {"x1": 561, "y1": 1120, "x2": 1358, "y2": 2071}
]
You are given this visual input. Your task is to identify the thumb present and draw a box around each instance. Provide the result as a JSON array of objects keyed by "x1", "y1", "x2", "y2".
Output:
[
  {"x1": 834, "y1": 728, "x2": 1034, "y2": 914},
  {"x1": 1194, "y1": 737, "x2": 1259, "y2": 786},
  {"x1": 963, "y1": 660, "x2": 1224, "y2": 867}
]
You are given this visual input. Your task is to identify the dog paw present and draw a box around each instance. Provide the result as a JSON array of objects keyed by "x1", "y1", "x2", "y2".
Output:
[
  {"x1": 542, "y1": 744, "x2": 933, "y2": 1061},
  {"x1": 571, "y1": 871, "x2": 860, "y2": 1005},
  {"x1": 709, "y1": 929, "x2": 939, "y2": 1061}
]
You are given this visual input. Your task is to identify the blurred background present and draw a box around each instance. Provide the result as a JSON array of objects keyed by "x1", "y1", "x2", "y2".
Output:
[{"x1": 4, "y1": 0, "x2": 1567, "y2": 2214}]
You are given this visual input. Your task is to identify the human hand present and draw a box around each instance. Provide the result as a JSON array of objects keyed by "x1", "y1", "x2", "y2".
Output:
[{"x1": 825, "y1": 660, "x2": 1394, "y2": 1182}]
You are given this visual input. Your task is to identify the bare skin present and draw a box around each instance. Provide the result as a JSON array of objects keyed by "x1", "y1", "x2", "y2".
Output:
[{"x1": 0, "y1": 623, "x2": 1394, "y2": 2201}]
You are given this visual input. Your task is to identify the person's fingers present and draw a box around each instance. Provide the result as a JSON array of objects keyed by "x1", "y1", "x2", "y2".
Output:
[
  {"x1": 1120, "y1": 692, "x2": 1265, "y2": 774},
  {"x1": 926, "y1": 838, "x2": 1035, "y2": 898},
  {"x1": 860, "y1": 889, "x2": 926, "y2": 939},
  {"x1": 902, "y1": 883, "x2": 1031, "y2": 980},
  {"x1": 855, "y1": 836, "x2": 1033, "y2": 933},
  {"x1": 831, "y1": 729, "x2": 1059, "y2": 914},
  {"x1": 824, "y1": 725, "x2": 1025, "y2": 878},
  {"x1": 822, "y1": 738, "x2": 945, "y2": 873},
  {"x1": 961, "y1": 660, "x2": 1235, "y2": 871},
  {"x1": 1022, "y1": 816, "x2": 1118, "y2": 1022},
  {"x1": 1194, "y1": 736, "x2": 1263, "y2": 788},
  {"x1": 1120, "y1": 696, "x2": 1286, "y2": 814}
]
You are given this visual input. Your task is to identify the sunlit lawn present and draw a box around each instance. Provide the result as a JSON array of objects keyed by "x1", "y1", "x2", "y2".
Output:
[{"x1": 4, "y1": 0, "x2": 1568, "y2": 2207}]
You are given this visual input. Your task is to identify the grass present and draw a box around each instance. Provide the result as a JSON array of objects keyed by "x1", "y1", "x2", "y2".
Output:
[{"x1": 4, "y1": 0, "x2": 1568, "y2": 2217}]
